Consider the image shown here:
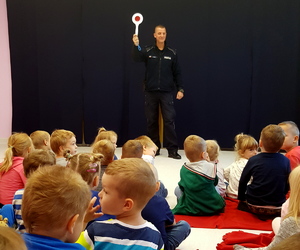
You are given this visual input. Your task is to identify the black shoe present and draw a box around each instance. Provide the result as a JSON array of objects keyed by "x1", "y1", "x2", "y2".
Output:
[
  {"x1": 168, "y1": 152, "x2": 181, "y2": 159},
  {"x1": 155, "y1": 149, "x2": 160, "y2": 156}
]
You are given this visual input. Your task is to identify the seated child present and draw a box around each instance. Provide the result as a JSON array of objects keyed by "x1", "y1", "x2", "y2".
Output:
[
  {"x1": 136, "y1": 135, "x2": 168, "y2": 198},
  {"x1": 238, "y1": 125, "x2": 290, "y2": 218},
  {"x1": 0, "y1": 227, "x2": 27, "y2": 250},
  {"x1": 93, "y1": 127, "x2": 118, "y2": 160},
  {"x1": 173, "y1": 135, "x2": 225, "y2": 215},
  {"x1": 91, "y1": 139, "x2": 115, "y2": 191},
  {"x1": 12, "y1": 149, "x2": 56, "y2": 232},
  {"x1": 234, "y1": 165, "x2": 300, "y2": 250},
  {"x1": 30, "y1": 130, "x2": 51, "y2": 150},
  {"x1": 77, "y1": 158, "x2": 164, "y2": 250},
  {"x1": 50, "y1": 129, "x2": 77, "y2": 166},
  {"x1": 121, "y1": 139, "x2": 143, "y2": 158},
  {"x1": 67, "y1": 152, "x2": 115, "y2": 222},
  {"x1": 206, "y1": 140, "x2": 226, "y2": 197},
  {"x1": 224, "y1": 133, "x2": 258, "y2": 199},
  {"x1": 0, "y1": 133, "x2": 33, "y2": 205},
  {"x1": 278, "y1": 121, "x2": 300, "y2": 170},
  {"x1": 135, "y1": 135, "x2": 158, "y2": 165},
  {"x1": 22, "y1": 166, "x2": 91, "y2": 250},
  {"x1": 142, "y1": 163, "x2": 191, "y2": 250}
]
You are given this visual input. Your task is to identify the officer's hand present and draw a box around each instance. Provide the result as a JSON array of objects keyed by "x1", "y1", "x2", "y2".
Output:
[
  {"x1": 132, "y1": 34, "x2": 139, "y2": 46},
  {"x1": 176, "y1": 91, "x2": 184, "y2": 100}
]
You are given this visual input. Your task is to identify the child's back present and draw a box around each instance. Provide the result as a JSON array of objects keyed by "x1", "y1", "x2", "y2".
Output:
[
  {"x1": 22, "y1": 165, "x2": 90, "y2": 250},
  {"x1": 238, "y1": 125, "x2": 290, "y2": 211},
  {"x1": 173, "y1": 135, "x2": 225, "y2": 215}
]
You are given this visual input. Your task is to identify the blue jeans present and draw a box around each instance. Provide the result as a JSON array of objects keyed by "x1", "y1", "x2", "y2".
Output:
[
  {"x1": 144, "y1": 91, "x2": 178, "y2": 152},
  {"x1": 166, "y1": 220, "x2": 191, "y2": 250}
]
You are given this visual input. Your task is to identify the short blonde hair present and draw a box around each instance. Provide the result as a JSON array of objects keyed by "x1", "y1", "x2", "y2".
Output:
[
  {"x1": 135, "y1": 135, "x2": 158, "y2": 150},
  {"x1": 92, "y1": 139, "x2": 115, "y2": 165},
  {"x1": 105, "y1": 158, "x2": 156, "y2": 209},
  {"x1": 23, "y1": 149, "x2": 56, "y2": 178},
  {"x1": 30, "y1": 130, "x2": 50, "y2": 149},
  {"x1": 121, "y1": 140, "x2": 143, "y2": 158},
  {"x1": 260, "y1": 124, "x2": 285, "y2": 153},
  {"x1": 285, "y1": 166, "x2": 300, "y2": 222},
  {"x1": 67, "y1": 153, "x2": 103, "y2": 185},
  {"x1": 0, "y1": 227, "x2": 27, "y2": 250},
  {"x1": 22, "y1": 165, "x2": 90, "y2": 233},
  {"x1": 278, "y1": 121, "x2": 300, "y2": 137},
  {"x1": 206, "y1": 140, "x2": 220, "y2": 162},
  {"x1": 234, "y1": 133, "x2": 258, "y2": 158},
  {"x1": 184, "y1": 135, "x2": 206, "y2": 162},
  {"x1": 0, "y1": 133, "x2": 33, "y2": 174},
  {"x1": 50, "y1": 129, "x2": 75, "y2": 154},
  {"x1": 93, "y1": 127, "x2": 118, "y2": 145}
]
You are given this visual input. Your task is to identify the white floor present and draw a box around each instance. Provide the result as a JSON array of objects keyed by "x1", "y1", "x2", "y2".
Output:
[{"x1": 0, "y1": 142, "x2": 270, "y2": 250}]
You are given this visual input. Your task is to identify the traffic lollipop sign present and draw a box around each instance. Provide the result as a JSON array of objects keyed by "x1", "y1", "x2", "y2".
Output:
[{"x1": 132, "y1": 13, "x2": 143, "y2": 35}]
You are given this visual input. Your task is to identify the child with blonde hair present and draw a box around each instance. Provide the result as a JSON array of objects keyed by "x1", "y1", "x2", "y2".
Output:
[
  {"x1": 0, "y1": 133, "x2": 33, "y2": 205},
  {"x1": 92, "y1": 139, "x2": 115, "y2": 191},
  {"x1": 22, "y1": 166, "x2": 91, "y2": 250},
  {"x1": 224, "y1": 133, "x2": 258, "y2": 199},
  {"x1": 77, "y1": 158, "x2": 164, "y2": 250},
  {"x1": 238, "y1": 125, "x2": 290, "y2": 218},
  {"x1": 12, "y1": 149, "x2": 56, "y2": 232},
  {"x1": 30, "y1": 130, "x2": 51, "y2": 150},
  {"x1": 234, "y1": 166, "x2": 300, "y2": 250},
  {"x1": 136, "y1": 135, "x2": 168, "y2": 198},
  {"x1": 50, "y1": 129, "x2": 77, "y2": 166},
  {"x1": 206, "y1": 140, "x2": 226, "y2": 197},
  {"x1": 66, "y1": 152, "x2": 114, "y2": 222},
  {"x1": 278, "y1": 121, "x2": 300, "y2": 170},
  {"x1": 0, "y1": 227, "x2": 27, "y2": 250},
  {"x1": 93, "y1": 127, "x2": 118, "y2": 160},
  {"x1": 173, "y1": 135, "x2": 225, "y2": 215}
]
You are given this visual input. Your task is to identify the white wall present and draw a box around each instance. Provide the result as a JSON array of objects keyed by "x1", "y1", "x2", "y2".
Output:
[{"x1": 0, "y1": 0, "x2": 12, "y2": 139}]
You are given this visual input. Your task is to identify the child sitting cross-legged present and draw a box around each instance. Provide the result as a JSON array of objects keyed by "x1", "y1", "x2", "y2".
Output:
[
  {"x1": 173, "y1": 135, "x2": 225, "y2": 215},
  {"x1": 77, "y1": 158, "x2": 164, "y2": 250}
]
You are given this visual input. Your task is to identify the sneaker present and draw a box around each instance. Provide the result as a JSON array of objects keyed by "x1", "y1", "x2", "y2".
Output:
[{"x1": 168, "y1": 152, "x2": 181, "y2": 159}]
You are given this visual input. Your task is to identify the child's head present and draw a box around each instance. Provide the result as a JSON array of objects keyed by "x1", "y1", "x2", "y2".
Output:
[
  {"x1": 30, "y1": 130, "x2": 51, "y2": 150},
  {"x1": 135, "y1": 135, "x2": 158, "y2": 158},
  {"x1": 23, "y1": 149, "x2": 56, "y2": 178},
  {"x1": 184, "y1": 135, "x2": 207, "y2": 162},
  {"x1": 278, "y1": 121, "x2": 299, "y2": 152},
  {"x1": 93, "y1": 127, "x2": 118, "y2": 149},
  {"x1": 206, "y1": 140, "x2": 220, "y2": 162},
  {"x1": 259, "y1": 124, "x2": 285, "y2": 153},
  {"x1": 22, "y1": 165, "x2": 90, "y2": 242},
  {"x1": 67, "y1": 153, "x2": 103, "y2": 189},
  {"x1": 0, "y1": 227, "x2": 27, "y2": 250},
  {"x1": 99, "y1": 158, "x2": 156, "y2": 215},
  {"x1": 92, "y1": 139, "x2": 115, "y2": 165},
  {"x1": 0, "y1": 133, "x2": 33, "y2": 175},
  {"x1": 234, "y1": 133, "x2": 258, "y2": 159},
  {"x1": 50, "y1": 129, "x2": 77, "y2": 156},
  {"x1": 286, "y1": 166, "x2": 300, "y2": 221},
  {"x1": 121, "y1": 140, "x2": 143, "y2": 159}
]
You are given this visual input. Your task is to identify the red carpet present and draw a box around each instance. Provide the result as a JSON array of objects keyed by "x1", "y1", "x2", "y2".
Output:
[{"x1": 174, "y1": 198, "x2": 272, "y2": 231}]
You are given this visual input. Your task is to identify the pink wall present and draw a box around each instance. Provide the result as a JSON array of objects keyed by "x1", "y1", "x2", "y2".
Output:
[{"x1": 0, "y1": 0, "x2": 12, "y2": 138}]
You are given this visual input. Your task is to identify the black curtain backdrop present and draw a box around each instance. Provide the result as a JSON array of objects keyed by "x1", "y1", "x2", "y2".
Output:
[{"x1": 6, "y1": 0, "x2": 300, "y2": 149}]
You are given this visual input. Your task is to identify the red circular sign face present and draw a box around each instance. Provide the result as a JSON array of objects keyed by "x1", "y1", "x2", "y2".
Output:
[{"x1": 135, "y1": 16, "x2": 140, "y2": 22}]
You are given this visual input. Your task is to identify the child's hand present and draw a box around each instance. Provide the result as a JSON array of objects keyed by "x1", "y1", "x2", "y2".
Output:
[{"x1": 84, "y1": 197, "x2": 103, "y2": 224}]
